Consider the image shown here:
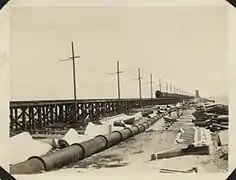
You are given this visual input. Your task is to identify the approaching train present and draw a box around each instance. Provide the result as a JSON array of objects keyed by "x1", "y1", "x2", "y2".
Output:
[
  {"x1": 155, "y1": 90, "x2": 193, "y2": 99},
  {"x1": 155, "y1": 90, "x2": 175, "y2": 98}
]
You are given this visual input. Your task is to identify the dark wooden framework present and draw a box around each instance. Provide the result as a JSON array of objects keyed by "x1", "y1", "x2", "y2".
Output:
[{"x1": 9, "y1": 93, "x2": 193, "y2": 134}]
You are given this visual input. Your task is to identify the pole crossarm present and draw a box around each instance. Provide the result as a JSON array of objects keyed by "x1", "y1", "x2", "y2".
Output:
[{"x1": 59, "y1": 56, "x2": 81, "y2": 62}]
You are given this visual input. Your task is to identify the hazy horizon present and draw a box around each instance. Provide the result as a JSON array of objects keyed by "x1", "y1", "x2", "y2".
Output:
[{"x1": 10, "y1": 6, "x2": 228, "y2": 100}]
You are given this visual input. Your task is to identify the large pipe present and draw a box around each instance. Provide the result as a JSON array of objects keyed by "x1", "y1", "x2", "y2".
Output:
[{"x1": 10, "y1": 109, "x2": 174, "y2": 174}]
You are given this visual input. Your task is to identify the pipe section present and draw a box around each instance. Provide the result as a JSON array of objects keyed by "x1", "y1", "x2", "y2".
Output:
[
  {"x1": 129, "y1": 126, "x2": 139, "y2": 136},
  {"x1": 10, "y1": 157, "x2": 45, "y2": 174},
  {"x1": 10, "y1": 108, "x2": 177, "y2": 174},
  {"x1": 102, "y1": 132, "x2": 123, "y2": 148}
]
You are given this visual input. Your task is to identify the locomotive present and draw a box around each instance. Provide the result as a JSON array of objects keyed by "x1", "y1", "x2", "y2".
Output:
[
  {"x1": 155, "y1": 90, "x2": 187, "y2": 98},
  {"x1": 155, "y1": 90, "x2": 162, "y2": 98},
  {"x1": 155, "y1": 90, "x2": 174, "y2": 98}
]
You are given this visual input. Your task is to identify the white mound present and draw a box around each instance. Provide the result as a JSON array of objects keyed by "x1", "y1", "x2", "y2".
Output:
[
  {"x1": 84, "y1": 122, "x2": 112, "y2": 138},
  {"x1": 61, "y1": 128, "x2": 91, "y2": 146},
  {"x1": 131, "y1": 112, "x2": 143, "y2": 120},
  {"x1": 9, "y1": 132, "x2": 52, "y2": 165},
  {"x1": 100, "y1": 113, "x2": 127, "y2": 125}
]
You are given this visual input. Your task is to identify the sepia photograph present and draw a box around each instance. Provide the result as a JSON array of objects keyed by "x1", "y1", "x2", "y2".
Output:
[{"x1": 0, "y1": 1, "x2": 231, "y2": 179}]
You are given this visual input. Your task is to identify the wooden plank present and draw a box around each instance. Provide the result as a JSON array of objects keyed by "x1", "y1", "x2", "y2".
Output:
[{"x1": 156, "y1": 144, "x2": 210, "y2": 159}]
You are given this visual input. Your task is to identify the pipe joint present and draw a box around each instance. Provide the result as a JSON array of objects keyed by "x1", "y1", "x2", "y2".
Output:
[
  {"x1": 71, "y1": 143, "x2": 86, "y2": 160},
  {"x1": 95, "y1": 135, "x2": 109, "y2": 149}
]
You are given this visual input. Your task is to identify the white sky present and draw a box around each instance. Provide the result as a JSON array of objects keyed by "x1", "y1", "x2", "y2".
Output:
[{"x1": 10, "y1": 5, "x2": 228, "y2": 100}]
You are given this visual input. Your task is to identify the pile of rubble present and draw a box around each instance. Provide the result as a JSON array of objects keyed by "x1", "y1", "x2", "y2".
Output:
[
  {"x1": 192, "y1": 101, "x2": 229, "y2": 168},
  {"x1": 192, "y1": 103, "x2": 228, "y2": 132},
  {"x1": 150, "y1": 101, "x2": 215, "y2": 171},
  {"x1": 151, "y1": 126, "x2": 211, "y2": 161}
]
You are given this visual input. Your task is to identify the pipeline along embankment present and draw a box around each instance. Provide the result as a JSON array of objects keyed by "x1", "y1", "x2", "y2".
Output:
[{"x1": 10, "y1": 107, "x2": 179, "y2": 174}]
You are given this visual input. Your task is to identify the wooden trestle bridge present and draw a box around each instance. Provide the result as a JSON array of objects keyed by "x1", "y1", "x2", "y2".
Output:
[{"x1": 9, "y1": 93, "x2": 193, "y2": 135}]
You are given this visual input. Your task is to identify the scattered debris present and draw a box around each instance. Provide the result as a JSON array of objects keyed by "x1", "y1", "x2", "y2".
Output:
[
  {"x1": 216, "y1": 130, "x2": 228, "y2": 161},
  {"x1": 150, "y1": 154, "x2": 157, "y2": 161},
  {"x1": 192, "y1": 103, "x2": 228, "y2": 132},
  {"x1": 132, "y1": 150, "x2": 144, "y2": 155},
  {"x1": 113, "y1": 121, "x2": 127, "y2": 127},
  {"x1": 218, "y1": 145, "x2": 228, "y2": 160},
  {"x1": 155, "y1": 144, "x2": 210, "y2": 159},
  {"x1": 204, "y1": 104, "x2": 228, "y2": 115},
  {"x1": 147, "y1": 113, "x2": 157, "y2": 119},
  {"x1": 160, "y1": 167, "x2": 198, "y2": 173},
  {"x1": 163, "y1": 116, "x2": 177, "y2": 123},
  {"x1": 218, "y1": 130, "x2": 228, "y2": 146},
  {"x1": 58, "y1": 139, "x2": 70, "y2": 148},
  {"x1": 191, "y1": 100, "x2": 229, "y2": 171},
  {"x1": 142, "y1": 110, "x2": 154, "y2": 117},
  {"x1": 155, "y1": 127, "x2": 212, "y2": 159}
]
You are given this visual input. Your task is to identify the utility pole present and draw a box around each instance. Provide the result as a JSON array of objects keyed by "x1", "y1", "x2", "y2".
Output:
[
  {"x1": 108, "y1": 61, "x2": 123, "y2": 112},
  {"x1": 116, "y1": 61, "x2": 123, "y2": 101},
  {"x1": 116, "y1": 61, "x2": 123, "y2": 113},
  {"x1": 138, "y1": 68, "x2": 143, "y2": 108},
  {"x1": 107, "y1": 61, "x2": 123, "y2": 113},
  {"x1": 159, "y1": 78, "x2": 162, "y2": 92},
  {"x1": 59, "y1": 41, "x2": 80, "y2": 123},
  {"x1": 150, "y1": 73, "x2": 154, "y2": 100}
]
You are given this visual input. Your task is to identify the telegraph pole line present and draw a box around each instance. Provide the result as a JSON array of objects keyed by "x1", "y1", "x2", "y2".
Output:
[
  {"x1": 159, "y1": 78, "x2": 162, "y2": 92},
  {"x1": 71, "y1": 42, "x2": 77, "y2": 121},
  {"x1": 166, "y1": 82, "x2": 168, "y2": 93},
  {"x1": 107, "y1": 61, "x2": 124, "y2": 113},
  {"x1": 59, "y1": 41, "x2": 80, "y2": 123},
  {"x1": 116, "y1": 61, "x2": 123, "y2": 101},
  {"x1": 138, "y1": 68, "x2": 143, "y2": 108},
  {"x1": 116, "y1": 61, "x2": 123, "y2": 113},
  {"x1": 150, "y1": 73, "x2": 154, "y2": 100},
  {"x1": 107, "y1": 61, "x2": 123, "y2": 99}
]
